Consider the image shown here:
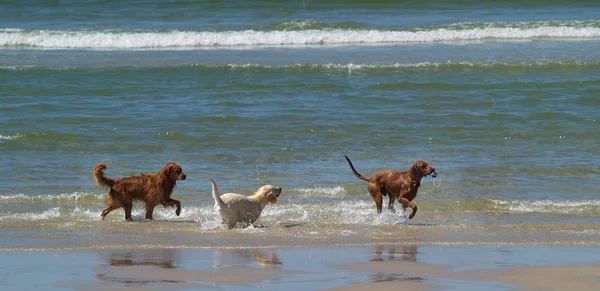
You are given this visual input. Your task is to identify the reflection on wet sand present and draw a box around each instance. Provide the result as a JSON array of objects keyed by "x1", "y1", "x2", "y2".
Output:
[
  {"x1": 94, "y1": 249, "x2": 184, "y2": 287},
  {"x1": 369, "y1": 273, "x2": 423, "y2": 283},
  {"x1": 370, "y1": 245, "x2": 417, "y2": 262},
  {"x1": 89, "y1": 248, "x2": 289, "y2": 290},
  {"x1": 368, "y1": 245, "x2": 423, "y2": 283},
  {"x1": 104, "y1": 249, "x2": 180, "y2": 268},
  {"x1": 214, "y1": 248, "x2": 282, "y2": 268}
]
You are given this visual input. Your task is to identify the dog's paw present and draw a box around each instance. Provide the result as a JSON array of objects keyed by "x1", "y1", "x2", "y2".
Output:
[
  {"x1": 175, "y1": 207, "x2": 181, "y2": 216},
  {"x1": 408, "y1": 208, "x2": 417, "y2": 220}
]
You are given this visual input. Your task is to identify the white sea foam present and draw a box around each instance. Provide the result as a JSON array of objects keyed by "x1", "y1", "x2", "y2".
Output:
[
  {"x1": 0, "y1": 192, "x2": 105, "y2": 203},
  {"x1": 491, "y1": 199, "x2": 600, "y2": 214},
  {"x1": 2, "y1": 23, "x2": 600, "y2": 49},
  {"x1": 258, "y1": 199, "x2": 407, "y2": 226},
  {"x1": 95, "y1": 199, "x2": 406, "y2": 227},
  {"x1": 0, "y1": 207, "x2": 62, "y2": 221},
  {"x1": 4, "y1": 197, "x2": 598, "y2": 224},
  {"x1": 2, "y1": 61, "x2": 596, "y2": 72},
  {"x1": 291, "y1": 186, "x2": 347, "y2": 197},
  {"x1": 0, "y1": 134, "x2": 22, "y2": 140}
]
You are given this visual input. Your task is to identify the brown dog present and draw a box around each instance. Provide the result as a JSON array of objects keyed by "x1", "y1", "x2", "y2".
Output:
[
  {"x1": 344, "y1": 156, "x2": 436, "y2": 219},
  {"x1": 93, "y1": 162, "x2": 186, "y2": 221}
]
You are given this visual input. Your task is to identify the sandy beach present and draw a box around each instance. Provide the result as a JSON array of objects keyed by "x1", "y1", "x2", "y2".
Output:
[{"x1": 2, "y1": 244, "x2": 599, "y2": 291}]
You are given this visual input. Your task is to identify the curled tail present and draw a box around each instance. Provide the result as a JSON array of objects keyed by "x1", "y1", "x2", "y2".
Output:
[
  {"x1": 344, "y1": 156, "x2": 370, "y2": 182},
  {"x1": 93, "y1": 163, "x2": 116, "y2": 188},
  {"x1": 209, "y1": 178, "x2": 226, "y2": 209}
]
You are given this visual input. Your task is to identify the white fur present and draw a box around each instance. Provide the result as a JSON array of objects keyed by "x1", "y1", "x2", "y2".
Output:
[{"x1": 209, "y1": 178, "x2": 281, "y2": 229}]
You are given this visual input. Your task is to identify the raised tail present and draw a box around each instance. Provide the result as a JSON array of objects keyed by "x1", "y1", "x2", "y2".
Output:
[
  {"x1": 93, "y1": 163, "x2": 116, "y2": 188},
  {"x1": 344, "y1": 156, "x2": 370, "y2": 182},
  {"x1": 209, "y1": 178, "x2": 226, "y2": 209}
]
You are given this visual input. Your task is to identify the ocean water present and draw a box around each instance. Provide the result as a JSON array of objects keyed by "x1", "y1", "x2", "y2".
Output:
[{"x1": 1, "y1": 0, "x2": 600, "y2": 250}]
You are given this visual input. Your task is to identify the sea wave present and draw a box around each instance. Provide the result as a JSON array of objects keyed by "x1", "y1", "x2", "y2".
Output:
[
  {"x1": 260, "y1": 20, "x2": 371, "y2": 31},
  {"x1": 443, "y1": 197, "x2": 600, "y2": 215},
  {"x1": 0, "y1": 207, "x2": 62, "y2": 221},
  {"x1": 0, "y1": 134, "x2": 23, "y2": 140},
  {"x1": 2, "y1": 20, "x2": 600, "y2": 49},
  {"x1": 3, "y1": 61, "x2": 600, "y2": 72},
  {"x1": 290, "y1": 186, "x2": 347, "y2": 197},
  {"x1": 3, "y1": 196, "x2": 600, "y2": 225},
  {"x1": 489, "y1": 199, "x2": 600, "y2": 214},
  {"x1": 0, "y1": 201, "x2": 405, "y2": 226},
  {"x1": 0, "y1": 192, "x2": 106, "y2": 204}
]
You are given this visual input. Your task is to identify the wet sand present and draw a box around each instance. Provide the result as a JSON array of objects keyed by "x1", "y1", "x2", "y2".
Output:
[{"x1": 2, "y1": 244, "x2": 600, "y2": 291}]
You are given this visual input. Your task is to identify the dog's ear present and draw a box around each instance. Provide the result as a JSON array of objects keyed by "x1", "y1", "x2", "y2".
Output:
[
  {"x1": 161, "y1": 162, "x2": 177, "y2": 176},
  {"x1": 409, "y1": 162, "x2": 422, "y2": 179}
]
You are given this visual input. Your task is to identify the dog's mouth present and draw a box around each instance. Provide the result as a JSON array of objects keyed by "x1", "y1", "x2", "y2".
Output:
[{"x1": 270, "y1": 188, "x2": 282, "y2": 204}]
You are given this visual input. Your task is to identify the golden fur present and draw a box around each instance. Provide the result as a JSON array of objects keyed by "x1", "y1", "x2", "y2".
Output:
[
  {"x1": 209, "y1": 178, "x2": 282, "y2": 229},
  {"x1": 93, "y1": 162, "x2": 186, "y2": 221}
]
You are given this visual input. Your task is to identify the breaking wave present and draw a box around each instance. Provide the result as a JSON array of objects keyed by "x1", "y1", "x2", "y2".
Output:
[{"x1": 2, "y1": 20, "x2": 600, "y2": 49}]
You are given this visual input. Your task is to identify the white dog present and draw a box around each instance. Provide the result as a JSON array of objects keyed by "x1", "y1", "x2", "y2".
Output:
[{"x1": 209, "y1": 178, "x2": 282, "y2": 229}]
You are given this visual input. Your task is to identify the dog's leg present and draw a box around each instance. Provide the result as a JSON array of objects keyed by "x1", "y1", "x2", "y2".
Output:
[
  {"x1": 101, "y1": 190, "x2": 123, "y2": 220},
  {"x1": 373, "y1": 195, "x2": 383, "y2": 214},
  {"x1": 387, "y1": 195, "x2": 396, "y2": 213},
  {"x1": 100, "y1": 205, "x2": 119, "y2": 220},
  {"x1": 163, "y1": 198, "x2": 181, "y2": 216},
  {"x1": 123, "y1": 203, "x2": 133, "y2": 221},
  {"x1": 373, "y1": 194, "x2": 383, "y2": 214},
  {"x1": 108, "y1": 189, "x2": 134, "y2": 221},
  {"x1": 119, "y1": 193, "x2": 134, "y2": 221},
  {"x1": 145, "y1": 204, "x2": 156, "y2": 220},
  {"x1": 226, "y1": 220, "x2": 236, "y2": 229},
  {"x1": 399, "y1": 197, "x2": 417, "y2": 219},
  {"x1": 367, "y1": 182, "x2": 383, "y2": 214}
]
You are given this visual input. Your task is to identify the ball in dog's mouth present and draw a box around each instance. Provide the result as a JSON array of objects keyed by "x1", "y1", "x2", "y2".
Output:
[
  {"x1": 269, "y1": 197, "x2": 277, "y2": 204},
  {"x1": 431, "y1": 171, "x2": 438, "y2": 178}
]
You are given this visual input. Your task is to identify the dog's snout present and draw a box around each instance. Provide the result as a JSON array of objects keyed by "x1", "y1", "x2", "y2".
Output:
[{"x1": 180, "y1": 174, "x2": 187, "y2": 180}]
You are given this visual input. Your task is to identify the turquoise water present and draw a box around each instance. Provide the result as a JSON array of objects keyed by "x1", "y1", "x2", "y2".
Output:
[{"x1": 1, "y1": 0, "x2": 599, "y2": 249}]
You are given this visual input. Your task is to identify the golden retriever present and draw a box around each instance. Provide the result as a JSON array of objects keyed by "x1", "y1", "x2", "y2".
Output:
[
  {"x1": 209, "y1": 178, "x2": 282, "y2": 229},
  {"x1": 93, "y1": 162, "x2": 186, "y2": 221}
]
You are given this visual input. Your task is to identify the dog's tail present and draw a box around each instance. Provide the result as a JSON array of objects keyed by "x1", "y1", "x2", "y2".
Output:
[
  {"x1": 209, "y1": 178, "x2": 226, "y2": 209},
  {"x1": 93, "y1": 163, "x2": 116, "y2": 188},
  {"x1": 344, "y1": 156, "x2": 370, "y2": 182}
]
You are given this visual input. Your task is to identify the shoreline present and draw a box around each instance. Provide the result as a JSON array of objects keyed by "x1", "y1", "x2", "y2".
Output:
[{"x1": 3, "y1": 239, "x2": 600, "y2": 252}]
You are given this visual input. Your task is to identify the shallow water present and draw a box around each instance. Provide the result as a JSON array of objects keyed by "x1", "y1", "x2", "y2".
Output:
[{"x1": 1, "y1": 0, "x2": 599, "y2": 249}]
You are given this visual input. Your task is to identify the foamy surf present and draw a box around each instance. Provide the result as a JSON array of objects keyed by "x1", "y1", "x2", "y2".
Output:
[
  {"x1": 3, "y1": 61, "x2": 600, "y2": 72},
  {"x1": 491, "y1": 199, "x2": 600, "y2": 214},
  {"x1": 0, "y1": 134, "x2": 22, "y2": 140},
  {"x1": 0, "y1": 192, "x2": 106, "y2": 204},
  {"x1": 2, "y1": 20, "x2": 600, "y2": 49}
]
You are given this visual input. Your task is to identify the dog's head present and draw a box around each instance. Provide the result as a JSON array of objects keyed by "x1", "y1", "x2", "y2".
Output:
[
  {"x1": 409, "y1": 160, "x2": 436, "y2": 180},
  {"x1": 257, "y1": 185, "x2": 282, "y2": 204},
  {"x1": 162, "y1": 162, "x2": 187, "y2": 181}
]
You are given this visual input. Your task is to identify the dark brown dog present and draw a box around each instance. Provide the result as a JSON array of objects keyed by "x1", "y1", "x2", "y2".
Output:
[
  {"x1": 344, "y1": 156, "x2": 436, "y2": 219},
  {"x1": 93, "y1": 162, "x2": 186, "y2": 221}
]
